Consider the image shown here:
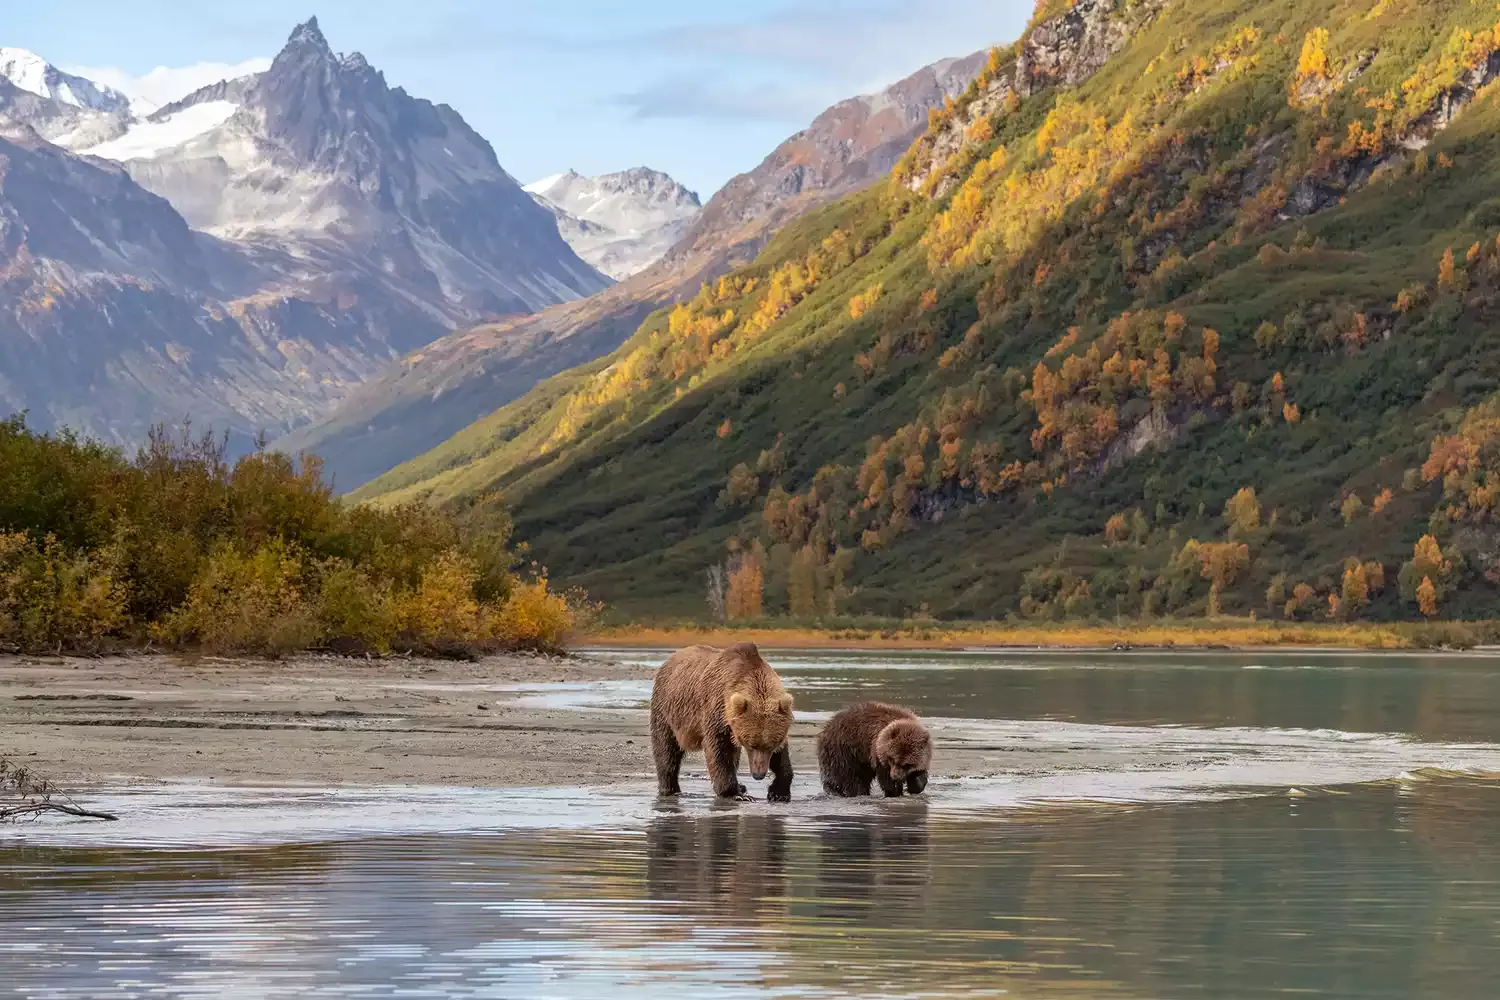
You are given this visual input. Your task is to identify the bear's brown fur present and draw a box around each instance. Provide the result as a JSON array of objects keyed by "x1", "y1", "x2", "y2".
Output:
[
  {"x1": 650, "y1": 642, "x2": 794, "y2": 802},
  {"x1": 817, "y1": 702, "x2": 931, "y2": 797}
]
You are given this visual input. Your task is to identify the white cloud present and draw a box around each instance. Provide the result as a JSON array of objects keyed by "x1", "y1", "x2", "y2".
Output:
[
  {"x1": 652, "y1": 0, "x2": 1028, "y2": 86},
  {"x1": 617, "y1": 0, "x2": 1031, "y2": 124},
  {"x1": 66, "y1": 58, "x2": 270, "y2": 113}
]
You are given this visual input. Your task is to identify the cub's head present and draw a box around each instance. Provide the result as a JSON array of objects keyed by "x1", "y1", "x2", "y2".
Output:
[
  {"x1": 726, "y1": 691, "x2": 794, "y2": 779},
  {"x1": 874, "y1": 719, "x2": 932, "y2": 794}
]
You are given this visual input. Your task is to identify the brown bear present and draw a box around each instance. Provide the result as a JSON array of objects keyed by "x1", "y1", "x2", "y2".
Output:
[
  {"x1": 650, "y1": 642, "x2": 794, "y2": 802},
  {"x1": 817, "y1": 702, "x2": 931, "y2": 797}
]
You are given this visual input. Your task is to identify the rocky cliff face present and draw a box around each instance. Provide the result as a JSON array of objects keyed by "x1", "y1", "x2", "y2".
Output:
[
  {"x1": 908, "y1": 0, "x2": 1169, "y2": 194},
  {"x1": 276, "y1": 49, "x2": 991, "y2": 490},
  {"x1": 0, "y1": 20, "x2": 609, "y2": 450}
]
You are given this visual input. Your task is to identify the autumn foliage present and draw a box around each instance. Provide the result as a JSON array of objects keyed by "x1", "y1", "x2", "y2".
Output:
[{"x1": 0, "y1": 418, "x2": 586, "y2": 655}]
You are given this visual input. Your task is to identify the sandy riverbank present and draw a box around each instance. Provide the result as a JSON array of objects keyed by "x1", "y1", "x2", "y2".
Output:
[
  {"x1": 0, "y1": 650, "x2": 1155, "y2": 795},
  {"x1": 1, "y1": 653, "x2": 666, "y2": 790}
]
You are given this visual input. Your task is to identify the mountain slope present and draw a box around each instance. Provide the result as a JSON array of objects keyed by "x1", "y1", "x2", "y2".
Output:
[
  {"x1": 0, "y1": 21, "x2": 607, "y2": 449},
  {"x1": 277, "y1": 47, "x2": 989, "y2": 490},
  {"x1": 527, "y1": 168, "x2": 701, "y2": 279},
  {"x1": 358, "y1": 0, "x2": 1500, "y2": 624}
]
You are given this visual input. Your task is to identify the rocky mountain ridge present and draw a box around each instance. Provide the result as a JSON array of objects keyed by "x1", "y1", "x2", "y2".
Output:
[{"x1": 0, "y1": 20, "x2": 607, "y2": 450}]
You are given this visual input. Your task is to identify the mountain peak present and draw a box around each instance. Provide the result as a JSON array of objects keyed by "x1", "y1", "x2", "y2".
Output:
[
  {"x1": 0, "y1": 48, "x2": 131, "y2": 114},
  {"x1": 286, "y1": 17, "x2": 331, "y2": 54}
]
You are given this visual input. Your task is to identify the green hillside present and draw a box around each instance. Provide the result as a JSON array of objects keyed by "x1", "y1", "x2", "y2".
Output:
[{"x1": 359, "y1": 0, "x2": 1500, "y2": 623}]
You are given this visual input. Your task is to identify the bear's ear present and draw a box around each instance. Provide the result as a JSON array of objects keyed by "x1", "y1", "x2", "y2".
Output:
[
  {"x1": 726, "y1": 692, "x2": 751, "y2": 719},
  {"x1": 729, "y1": 641, "x2": 760, "y2": 659},
  {"x1": 775, "y1": 693, "x2": 793, "y2": 715}
]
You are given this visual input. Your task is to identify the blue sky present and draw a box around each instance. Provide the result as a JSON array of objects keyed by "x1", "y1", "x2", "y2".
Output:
[{"x1": 10, "y1": 0, "x2": 1033, "y2": 198}]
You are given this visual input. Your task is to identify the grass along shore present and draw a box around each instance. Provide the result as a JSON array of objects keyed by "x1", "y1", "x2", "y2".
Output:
[{"x1": 584, "y1": 618, "x2": 1500, "y2": 652}]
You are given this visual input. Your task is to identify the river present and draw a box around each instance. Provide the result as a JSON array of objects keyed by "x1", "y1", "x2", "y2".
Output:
[{"x1": 6, "y1": 649, "x2": 1500, "y2": 998}]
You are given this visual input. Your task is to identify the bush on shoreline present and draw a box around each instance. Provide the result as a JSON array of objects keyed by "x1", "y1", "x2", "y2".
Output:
[{"x1": 0, "y1": 417, "x2": 591, "y2": 656}]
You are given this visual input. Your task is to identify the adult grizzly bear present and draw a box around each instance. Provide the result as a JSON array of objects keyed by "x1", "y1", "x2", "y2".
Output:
[
  {"x1": 817, "y1": 702, "x2": 931, "y2": 797},
  {"x1": 650, "y1": 642, "x2": 794, "y2": 802}
]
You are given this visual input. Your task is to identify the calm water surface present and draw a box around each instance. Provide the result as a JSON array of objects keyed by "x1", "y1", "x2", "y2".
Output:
[{"x1": 8, "y1": 650, "x2": 1500, "y2": 999}]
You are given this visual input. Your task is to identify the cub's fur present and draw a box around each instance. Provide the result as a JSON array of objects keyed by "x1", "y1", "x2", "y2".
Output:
[
  {"x1": 817, "y1": 702, "x2": 931, "y2": 797},
  {"x1": 650, "y1": 642, "x2": 794, "y2": 802}
]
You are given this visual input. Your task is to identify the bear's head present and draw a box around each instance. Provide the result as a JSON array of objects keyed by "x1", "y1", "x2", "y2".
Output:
[
  {"x1": 874, "y1": 719, "x2": 932, "y2": 794},
  {"x1": 726, "y1": 691, "x2": 794, "y2": 779}
]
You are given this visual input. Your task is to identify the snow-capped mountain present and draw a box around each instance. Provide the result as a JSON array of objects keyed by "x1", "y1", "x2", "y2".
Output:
[
  {"x1": 525, "y1": 168, "x2": 701, "y2": 279},
  {"x1": 0, "y1": 20, "x2": 609, "y2": 452},
  {"x1": 0, "y1": 48, "x2": 131, "y2": 113}
]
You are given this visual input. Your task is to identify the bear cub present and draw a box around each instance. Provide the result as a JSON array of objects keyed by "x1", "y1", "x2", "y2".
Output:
[
  {"x1": 817, "y1": 702, "x2": 931, "y2": 797},
  {"x1": 649, "y1": 642, "x2": 794, "y2": 802}
]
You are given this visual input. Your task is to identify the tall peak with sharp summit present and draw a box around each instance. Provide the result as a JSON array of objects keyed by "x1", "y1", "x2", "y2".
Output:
[
  {"x1": 0, "y1": 16, "x2": 609, "y2": 453},
  {"x1": 285, "y1": 17, "x2": 331, "y2": 53}
]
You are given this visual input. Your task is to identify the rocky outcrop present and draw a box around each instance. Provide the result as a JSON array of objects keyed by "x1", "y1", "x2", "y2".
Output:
[
  {"x1": 909, "y1": 0, "x2": 1169, "y2": 194},
  {"x1": 1283, "y1": 48, "x2": 1500, "y2": 220}
]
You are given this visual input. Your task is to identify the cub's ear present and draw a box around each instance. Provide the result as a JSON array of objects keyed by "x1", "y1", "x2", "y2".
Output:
[
  {"x1": 727, "y1": 692, "x2": 751, "y2": 719},
  {"x1": 775, "y1": 693, "x2": 794, "y2": 715}
]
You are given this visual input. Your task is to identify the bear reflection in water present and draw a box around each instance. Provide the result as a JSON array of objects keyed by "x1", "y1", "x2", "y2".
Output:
[
  {"x1": 644, "y1": 805, "x2": 932, "y2": 922},
  {"x1": 813, "y1": 807, "x2": 933, "y2": 921},
  {"x1": 646, "y1": 809, "x2": 790, "y2": 920}
]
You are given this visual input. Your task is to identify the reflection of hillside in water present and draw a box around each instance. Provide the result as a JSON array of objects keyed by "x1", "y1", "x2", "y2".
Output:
[{"x1": 774, "y1": 651, "x2": 1500, "y2": 744}]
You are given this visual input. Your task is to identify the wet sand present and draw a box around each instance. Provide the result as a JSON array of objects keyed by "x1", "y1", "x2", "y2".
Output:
[
  {"x1": 0, "y1": 652, "x2": 1025, "y2": 792},
  {"x1": 1, "y1": 653, "x2": 664, "y2": 790}
]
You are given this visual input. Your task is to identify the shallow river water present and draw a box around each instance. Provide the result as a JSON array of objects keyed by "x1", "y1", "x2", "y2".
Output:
[{"x1": 8, "y1": 649, "x2": 1500, "y2": 998}]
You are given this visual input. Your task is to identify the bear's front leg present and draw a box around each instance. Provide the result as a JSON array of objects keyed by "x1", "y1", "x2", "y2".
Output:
[
  {"x1": 707, "y1": 730, "x2": 752, "y2": 801},
  {"x1": 767, "y1": 743, "x2": 793, "y2": 803},
  {"x1": 651, "y1": 712, "x2": 684, "y2": 796},
  {"x1": 876, "y1": 766, "x2": 905, "y2": 798}
]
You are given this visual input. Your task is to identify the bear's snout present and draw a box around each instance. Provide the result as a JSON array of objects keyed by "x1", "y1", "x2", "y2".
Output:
[
  {"x1": 747, "y1": 749, "x2": 772, "y2": 780},
  {"x1": 906, "y1": 771, "x2": 928, "y2": 795}
]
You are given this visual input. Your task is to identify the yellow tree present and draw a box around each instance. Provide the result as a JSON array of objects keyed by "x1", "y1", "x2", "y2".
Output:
[
  {"x1": 1417, "y1": 576, "x2": 1439, "y2": 617},
  {"x1": 1104, "y1": 512, "x2": 1129, "y2": 546},
  {"x1": 1438, "y1": 248, "x2": 1457, "y2": 289},
  {"x1": 1196, "y1": 542, "x2": 1250, "y2": 616},
  {"x1": 1225, "y1": 487, "x2": 1261, "y2": 540},
  {"x1": 1296, "y1": 28, "x2": 1331, "y2": 83},
  {"x1": 1341, "y1": 559, "x2": 1369, "y2": 618},
  {"x1": 1340, "y1": 493, "x2": 1364, "y2": 525},
  {"x1": 725, "y1": 550, "x2": 764, "y2": 620},
  {"x1": 1400, "y1": 534, "x2": 1451, "y2": 610}
]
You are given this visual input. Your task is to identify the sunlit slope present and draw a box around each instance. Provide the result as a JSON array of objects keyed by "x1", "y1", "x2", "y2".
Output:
[{"x1": 360, "y1": 0, "x2": 1500, "y2": 621}]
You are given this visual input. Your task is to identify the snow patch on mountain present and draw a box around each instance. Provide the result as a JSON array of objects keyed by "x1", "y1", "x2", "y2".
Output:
[
  {"x1": 526, "y1": 168, "x2": 701, "y2": 279},
  {"x1": 524, "y1": 173, "x2": 568, "y2": 196},
  {"x1": 0, "y1": 48, "x2": 131, "y2": 113},
  {"x1": 82, "y1": 100, "x2": 238, "y2": 161}
]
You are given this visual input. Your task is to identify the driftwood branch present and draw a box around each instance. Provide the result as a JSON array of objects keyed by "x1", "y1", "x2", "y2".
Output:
[
  {"x1": 0, "y1": 758, "x2": 117, "y2": 823},
  {"x1": 0, "y1": 801, "x2": 118, "y2": 821}
]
